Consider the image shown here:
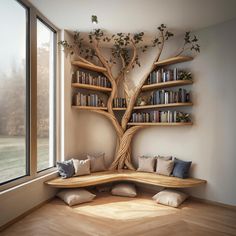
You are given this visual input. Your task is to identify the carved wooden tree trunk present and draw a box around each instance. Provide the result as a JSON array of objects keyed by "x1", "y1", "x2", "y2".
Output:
[{"x1": 110, "y1": 126, "x2": 143, "y2": 170}]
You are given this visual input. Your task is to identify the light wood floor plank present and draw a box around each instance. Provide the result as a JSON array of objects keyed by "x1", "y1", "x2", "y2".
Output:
[{"x1": 1, "y1": 192, "x2": 236, "y2": 236}]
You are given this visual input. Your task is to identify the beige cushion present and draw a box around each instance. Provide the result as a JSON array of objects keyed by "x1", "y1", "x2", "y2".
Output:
[
  {"x1": 87, "y1": 153, "x2": 106, "y2": 172},
  {"x1": 72, "y1": 159, "x2": 90, "y2": 176},
  {"x1": 137, "y1": 156, "x2": 156, "y2": 173},
  {"x1": 156, "y1": 158, "x2": 174, "y2": 176},
  {"x1": 152, "y1": 189, "x2": 188, "y2": 207},
  {"x1": 155, "y1": 155, "x2": 172, "y2": 161},
  {"x1": 57, "y1": 189, "x2": 96, "y2": 206},
  {"x1": 111, "y1": 183, "x2": 137, "y2": 197}
]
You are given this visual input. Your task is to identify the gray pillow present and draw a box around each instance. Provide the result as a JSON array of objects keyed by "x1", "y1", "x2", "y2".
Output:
[
  {"x1": 72, "y1": 159, "x2": 91, "y2": 176},
  {"x1": 111, "y1": 183, "x2": 137, "y2": 197},
  {"x1": 57, "y1": 189, "x2": 96, "y2": 206},
  {"x1": 137, "y1": 156, "x2": 156, "y2": 173},
  {"x1": 57, "y1": 160, "x2": 75, "y2": 178},
  {"x1": 156, "y1": 158, "x2": 174, "y2": 176},
  {"x1": 152, "y1": 189, "x2": 188, "y2": 208},
  {"x1": 87, "y1": 153, "x2": 106, "y2": 172}
]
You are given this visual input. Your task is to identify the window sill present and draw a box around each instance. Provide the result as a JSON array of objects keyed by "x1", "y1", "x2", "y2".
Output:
[{"x1": 0, "y1": 168, "x2": 58, "y2": 193}]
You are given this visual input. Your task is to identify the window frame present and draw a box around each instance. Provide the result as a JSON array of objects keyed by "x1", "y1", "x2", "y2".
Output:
[
  {"x1": 36, "y1": 17, "x2": 57, "y2": 173},
  {"x1": 0, "y1": 0, "x2": 60, "y2": 191}
]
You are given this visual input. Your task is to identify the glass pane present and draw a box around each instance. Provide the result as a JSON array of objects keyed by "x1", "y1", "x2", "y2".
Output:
[
  {"x1": 0, "y1": 0, "x2": 27, "y2": 184},
  {"x1": 37, "y1": 19, "x2": 55, "y2": 171}
]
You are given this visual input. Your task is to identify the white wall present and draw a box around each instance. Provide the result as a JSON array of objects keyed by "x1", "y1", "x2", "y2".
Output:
[{"x1": 64, "y1": 19, "x2": 236, "y2": 206}]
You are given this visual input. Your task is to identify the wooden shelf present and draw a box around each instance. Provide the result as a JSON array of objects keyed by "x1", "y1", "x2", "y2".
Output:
[
  {"x1": 113, "y1": 107, "x2": 126, "y2": 111},
  {"x1": 154, "y1": 56, "x2": 193, "y2": 67},
  {"x1": 72, "y1": 106, "x2": 107, "y2": 110},
  {"x1": 73, "y1": 103, "x2": 192, "y2": 111},
  {"x1": 127, "y1": 122, "x2": 193, "y2": 126},
  {"x1": 45, "y1": 170, "x2": 206, "y2": 189},
  {"x1": 71, "y1": 61, "x2": 107, "y2": 73},
  {"x1": 142, "y1": 80, "x2": 193, "y2": 91},
  {"x1": 133, "y1": 102, "x2": 192, "y2": 110},
  {"x1": 72, "y1": 83, "x2": 112, "y2": 92}
]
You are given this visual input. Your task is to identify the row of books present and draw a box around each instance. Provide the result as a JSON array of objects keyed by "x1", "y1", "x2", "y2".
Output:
[
  {"x1": 76, "y1": 71, "x2": 111, "y2": 88},
  {"x1": 147, "y1": 68, "x2": 183, "y2": 84},
  {"x1": 74, "y1": 92, "x2": 104, "y2": 107},
  {"x1": 113, "y1": 98, "x2": 126, "y2": 108},
  {"x1": 150, "y1": 88, "x2": 190, "y2": 105},
  {"x1": 131, "y1": 111, "x2": 188, "y2": 123}
]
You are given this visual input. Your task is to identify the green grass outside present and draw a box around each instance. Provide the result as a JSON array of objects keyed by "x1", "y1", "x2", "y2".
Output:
[{"x1": 0, "y1": 135, "x2": 50, "y2": 184}]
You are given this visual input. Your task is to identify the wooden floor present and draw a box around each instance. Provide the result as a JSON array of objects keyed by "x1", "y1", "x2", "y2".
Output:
[{"x1": 1, "y1": 192, "x2": 236, "y2": 236}]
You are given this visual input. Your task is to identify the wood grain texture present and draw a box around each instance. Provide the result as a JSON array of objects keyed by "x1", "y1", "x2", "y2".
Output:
[
  {"x1": 72, "y1": 83, "x2": 112, "y2": 92},
  {"x1": 133, "y1": 102, "x2": 193, "y2": 110},
  {"x1": 154, "y1": 56, "x2": 193, "y2": 67},
  {"x1": 72, "y1": 106, "x2": 108, "y2": 110},
  {"x1": 2, "y1": 193, "x2": 236, "y2": 236},
  {"x1": 73, "y1": 103, "x2": 193, "y2": 111},
  {"x1": 127, "y1": 122, "x2": 193, "y2": 126},
  {"x1": 141, "y1": 80, "x2": 193, "y2": 91},
  {"x1": 71, "y1": 60, "x2": 107, "y2": 72},
  {"x1": 45, "y1": 170, "x2": 206, "y2": 188}
]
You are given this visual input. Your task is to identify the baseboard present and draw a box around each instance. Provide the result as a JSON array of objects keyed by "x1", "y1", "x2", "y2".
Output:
[
  {"x1": 0, "y1": 197, "x2": 55, "y2": 232},
  {"x1": 190, "y1": 196, "x2": 236, "y2": 210}
]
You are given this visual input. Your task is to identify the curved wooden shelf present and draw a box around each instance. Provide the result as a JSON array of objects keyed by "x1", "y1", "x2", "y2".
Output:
[
  {"x1": 73, "y1": 103, "x2": 192, "y2": 111},
  {"x1": 133, "y1": 102, "x2": 192, "y2": 110},
  {"x1": 154, "y1": 56, "x2": 193, "y2": 67},
  {"x1": 128, "y1": 122, "x2": 193, "y2": 126},
  {"x1": 72, "y1": 83, "x2": 112, "y2": 92},
  {"x1": 71, "y1": 61, "x2": 107, "y2": 73},
  {"x1": 113, "y1": 107, "x2": 126, "y2": 111},
  {"x1": 45, "y1": 170, "x2": 206, "y2": 188},
  {"x1": 142, "y1": 80, "x2": 193, "y2": 91},
  {"x1": 72, "y1": 106, "x2": 107, "y2": 110}
]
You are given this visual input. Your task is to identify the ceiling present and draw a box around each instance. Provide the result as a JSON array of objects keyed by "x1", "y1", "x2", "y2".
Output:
[{"x1": 29, "y1": 0, "x2": 236, "y2": 36}]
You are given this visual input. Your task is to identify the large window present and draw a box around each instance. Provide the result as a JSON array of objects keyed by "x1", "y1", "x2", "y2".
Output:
[
  {"x1": 0, "y1": 0, "x2": 28, "y2": 184},
  {"x1": 0, "y1": 0, "x2": 57, "y2": 186},
  {"x1": 37, "y1": 19, "x2": 56, "y2": 172}
]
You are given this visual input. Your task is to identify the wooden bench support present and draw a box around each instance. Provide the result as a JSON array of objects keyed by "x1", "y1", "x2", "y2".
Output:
[{"x1": 45, "y1": 170, "x2": 206, "y2": 188}]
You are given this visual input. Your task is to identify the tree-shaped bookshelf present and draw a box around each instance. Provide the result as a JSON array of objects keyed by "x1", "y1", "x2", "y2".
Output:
[{"x1": 60, "y1": 21, "x2": 200, "y2": 170}]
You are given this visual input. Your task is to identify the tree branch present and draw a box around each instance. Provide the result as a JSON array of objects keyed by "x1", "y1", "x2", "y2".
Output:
[
  {"x1": 77, "y1": 55, "x2": 95, "y2": 66},
  {"x1": 121, "y1": 35, "x2": 165, "y2": 130},
  {"x1": 125, "y1": 39, "x2": 137, "y2": 73}
]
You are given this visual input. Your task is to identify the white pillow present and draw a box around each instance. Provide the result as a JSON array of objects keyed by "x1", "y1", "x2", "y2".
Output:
[
  {"x1": 72, "y1": 159, "x2": 90, "y2": 176},
  {"x1": 57, "y1": 189, "x2": 96, "y2": 206},
  {"x1": 111, "y1": 183, "x2": 137, "y2": 197},
  {"x1": 152, "y1": 189, "x2": 188, "y2": 208}
]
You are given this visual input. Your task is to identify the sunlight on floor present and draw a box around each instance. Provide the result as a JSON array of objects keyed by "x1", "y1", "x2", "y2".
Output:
[{"x1": 72, "y1": 195, "x2": 178, "y2": 220}]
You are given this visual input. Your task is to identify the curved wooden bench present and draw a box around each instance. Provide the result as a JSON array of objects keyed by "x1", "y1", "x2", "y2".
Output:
[{"x1": 45, "y1": 170, "x2": 206, "y2": 188}]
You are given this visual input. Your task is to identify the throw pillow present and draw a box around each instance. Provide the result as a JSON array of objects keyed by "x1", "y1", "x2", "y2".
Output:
[
  {"x1": 137, "y1": 156, "x2": 156, "y2": 173},
  {"x1": 72, "y1": 159, "x2": 91, "y2": 176},
  {"x1": 172, "y1": 158, "x2": 192, "y2": 179},
  {"x1": 155, "y1": 155, "x2": 172, "y2": 161},
  {"x1": 111, "y1": 183, "x2": 137, "y2": 197},
  {"x1": 156, "y1": 158, "x2": 174, "y2": 176},
  {"x1": 57, "y1": 189, "x2": 96, "y2": 206},
  {"x1": 87, "y1": 153, "x2": 106, "y2": 172},
  {"x1": 152, "y1": 189, "x2": 188, "y2": 208},
  {"x1": 57, "y1": 160, "x2": 75, "y2": 179}
]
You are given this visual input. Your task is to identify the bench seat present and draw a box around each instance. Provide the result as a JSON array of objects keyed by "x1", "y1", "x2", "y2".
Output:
[{"x1": 45, "y1": 170, "x2": 206, "y2": 188}]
